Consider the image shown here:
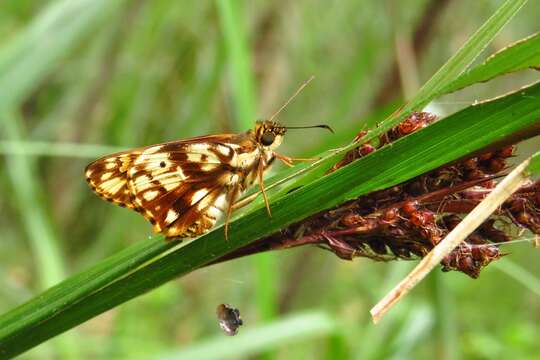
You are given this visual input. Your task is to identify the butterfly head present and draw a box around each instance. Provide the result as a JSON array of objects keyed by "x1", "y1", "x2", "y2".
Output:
[
  {"x1": 254, "y1": 120, "x2": 287, "y2": 150},
  {"x1": 253, "y1": 120, "x2": 334, "y2": 150}
]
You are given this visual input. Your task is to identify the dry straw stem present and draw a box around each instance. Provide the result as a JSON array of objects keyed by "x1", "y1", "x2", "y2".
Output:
[{"x1": 370, "y1": 155, "x2": 533, "y2": 324}]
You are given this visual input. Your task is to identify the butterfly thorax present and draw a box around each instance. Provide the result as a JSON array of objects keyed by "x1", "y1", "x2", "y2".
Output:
[{"x1": 227, "y1": 119, "x2": 284, "y2": 175}]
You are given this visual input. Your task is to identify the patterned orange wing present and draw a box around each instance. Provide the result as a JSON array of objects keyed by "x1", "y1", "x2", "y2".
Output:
[
  {"x1": 126, "y1": 141, "x2": 236, "y2": 237},
  {"x1": 85, "y1": 151, "x2": 141, "y2": 209},
  {"x1": 85, "y1": 135, "x2": 255, "y2": 238}
]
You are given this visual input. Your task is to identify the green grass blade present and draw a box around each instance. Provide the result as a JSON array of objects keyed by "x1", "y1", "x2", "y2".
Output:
[
  {"x1": 405, "y1": 0, "x2": 528, "y2": 111},
  {"x1": 441, "y1": 32, "x2": 540, "y2": 94},
  {"x1": 2, "y1": 112, "x2": 77, "y2": 359},
  {"x1": 0, "y1": 238, "x2": 171, "y2": 332},
  {"x1": 492, "y1": 259, "x2": 540, "y2": 297},
  {"x1": 216, "y1": 0, "x2": 257, "y2": 128},
  {"x1": 253, "y1": 252, "x2": 278, "y2": 323},
  {"x1": 387, "y1": 305, "x2": 434, "y2": 360},
  {"x1": 526, "y1": 150, "x2": 540, "y2": 175},
  {"x1": 0, "y1": 0, "x2": 126, "y2": 114},
  {"x1": 327, "y1": 0, "x2": 528, "y2": 155},
  {"x1": 150, "y1": 312, "x2": 336, "y2": 360},
  {"x1": 1, "y1": 80, "x2": 539, "y2": 358},
  {"x1": 0, "y1": 141, "x2": 122, "y2": 158},
  {"x1": 2, "y1": 114, "x2": 66, "y2": 290},
  {"x1": 429, "y1": 272, "x2": 459, "y2": 360}
]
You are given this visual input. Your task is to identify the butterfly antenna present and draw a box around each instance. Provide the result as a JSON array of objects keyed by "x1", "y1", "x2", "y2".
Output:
[{"x1": 268, "y1": 75, "x2": 315, "y2": 122}]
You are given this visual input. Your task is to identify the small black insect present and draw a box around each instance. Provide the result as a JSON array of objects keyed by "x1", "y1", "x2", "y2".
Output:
[{"x1": 216, "y1": 303, "x2": 243, "y2": 336}]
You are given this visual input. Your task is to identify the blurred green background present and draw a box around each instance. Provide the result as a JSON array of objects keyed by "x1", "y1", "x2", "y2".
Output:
[{"x1": 1, "y1": 0, "x2": 539, "y2": 359}]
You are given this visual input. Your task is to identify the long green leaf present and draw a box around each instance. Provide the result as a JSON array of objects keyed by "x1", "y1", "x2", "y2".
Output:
[
  {"x1": 1, "y1": 80, "x2": 540, "y2": 358},
  {"x1": 391, "y1": 0, "x2": 528, "y2": 118},
  {"x1": 441, "y1": 32, "x2": 540, "y2": 94}
]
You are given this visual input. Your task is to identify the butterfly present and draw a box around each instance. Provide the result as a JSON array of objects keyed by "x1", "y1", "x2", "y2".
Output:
[{"x1": 85, "y1": 80, "x2": 332, "y2": 240}]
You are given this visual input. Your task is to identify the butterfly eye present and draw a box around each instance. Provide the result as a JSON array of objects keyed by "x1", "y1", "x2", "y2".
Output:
[{"x1": 261, "y1": 132, "x2": 275, "y2": 146}]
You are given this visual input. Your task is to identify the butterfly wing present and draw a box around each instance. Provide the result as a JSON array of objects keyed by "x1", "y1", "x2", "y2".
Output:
[
  {"x1": 85, "y1": 135, "x2": 253, "y2": 238},
  {"x1": 85, "y1": 151, "x2": 141, "y2": 209}
]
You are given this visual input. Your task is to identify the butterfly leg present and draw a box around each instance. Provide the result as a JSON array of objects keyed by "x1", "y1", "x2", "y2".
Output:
[
  {"x1": 229, "y1": 153, "x2": 309, "y2": 216},
  {"x1": 258, "y1": 158, "x2": 272, "y2": 217},
  {"x1": 274, "y1": 152, "x2": 319, "y2": 167},
  {"x1": 228, "y1": 164, "x2": 271, "y2": 213},
  {"x1": 231, "y1": 192, "x2": 259, "y2": 210},
  {"x1": 224, "y1": 185, "x2": 241, "y2": 241}
]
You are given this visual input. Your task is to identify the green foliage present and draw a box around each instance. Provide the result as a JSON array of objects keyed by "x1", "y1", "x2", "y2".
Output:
[
  {"x1": 4, "y1": 76, "x2": 540, "y2": 357},
  {"x1": 151, "y1": 312, "x2": 336, "y2": 360},
  {"x1": 526, "y1": 149, "x2": 540, "y2": 176},
  {"x1": 442, "y1": 32, "x2": 540, "y2": 94},
  {"x1": 0, "y1": 0, "x2": 539, "y2": 359}
]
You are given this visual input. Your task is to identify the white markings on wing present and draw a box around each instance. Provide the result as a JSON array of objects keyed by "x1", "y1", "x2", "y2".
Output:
[
  {"x1": 190, "y1": 189, "x2": 208, "y2": 205},
  {"x1": 165, "y1": 209, "x2": 178, "y2": 224},
  {"x1": 100, "y1": 177, "x2": 125, "y2": 195},
  {"x1": 143, "y1": 190, "x2": 160, "y2": 201}
]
